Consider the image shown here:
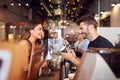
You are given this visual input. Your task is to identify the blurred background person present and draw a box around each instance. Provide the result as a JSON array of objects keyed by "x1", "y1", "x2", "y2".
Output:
[
  {"x1": 18, "y1": 20, "x2": 44, "y2": 80},
  {"x1": 74, "y1": 33, "x2": 89, "y2": 57}
]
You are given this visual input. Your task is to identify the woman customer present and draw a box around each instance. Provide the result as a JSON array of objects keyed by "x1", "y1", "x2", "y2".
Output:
[{"x1": 18, "y1": 20, "x2": 44, "y2": 80}]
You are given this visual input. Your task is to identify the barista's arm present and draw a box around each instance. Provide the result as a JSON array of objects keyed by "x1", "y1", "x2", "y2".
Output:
[{"x1": 61, "y1": 48, "x2": 80, "y2": 67}]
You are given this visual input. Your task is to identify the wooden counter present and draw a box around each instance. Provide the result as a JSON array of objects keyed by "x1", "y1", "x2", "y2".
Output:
[{"x1": 38, "y1": 69, "x2": 60, "y2": 80}]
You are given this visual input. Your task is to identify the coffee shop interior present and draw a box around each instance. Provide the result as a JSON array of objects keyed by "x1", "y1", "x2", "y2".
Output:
[{"x1": 0, "y1": 0, "x2": 120, "y2": 80}]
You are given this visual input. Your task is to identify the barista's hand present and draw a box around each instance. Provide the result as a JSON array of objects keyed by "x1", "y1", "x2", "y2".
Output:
[{"x1": 61, "y1": 48, "x2": 76, "y2": 61}]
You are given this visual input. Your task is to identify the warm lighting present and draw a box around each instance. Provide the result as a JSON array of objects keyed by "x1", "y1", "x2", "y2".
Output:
[
  {"x1": 66, "y1": 4, "x2": 68, "y2": 7},
  {"x1": 54, "y1": 8, "x2": 62, "y2": 15},
  {"x1": 49, "y1": 4, "x2": 52, "y2": 7},
  {"x1": 40, "y1": 3, "x2": 43, "y2": 5},
  {"x1": 66, "y1": 22, "x2": 69, "y2": 25},
  {"x1": 111, "y1": 4, "x2": 116, "y2": 7},
  {"x1": 80, "y1": 6, "x2": 83, "y2": 8},
  {"x1": 71, "y1": 15, "x2": 74, "y2": 17},
  {"x1": 59, "y1": 20, "x2": 63, "y2": 23},
  {"x1": 8, "y1": 34, "x2": 14, "y2": 43},
  {"x1": 64, "y1": 20, "x2": 66, "y2": 23},
  {"x1": 64, "y1": 26, "x2": 66, "y2": 28},
  {"x1": 68, "y1": 11, "x2": 70, "y2": 14},
  {"x1": 76, "y1": 14, "x2": 78, "y2": 16},
  {"x1": 100, "y1": 11, "x2": 104, "y2": 14},
  {"x1": 65, "y1": 8, "x2": 67, "y2": 10},
  {"x1": 116, "y1": 3, "x2": 120, "y2": 7},
  {"x1": 57, "y1": 1, "x2": 61, "y2": 4},
  {"x1": 10, "y1": 25, "x2": 16, "y2": 29},
  {"x1": 26, "y1": 3, "x2": 29, "y2": 6},
  {"x1": 51, "y1": 6, "x2": 53, "y2": 8},
  {"x1": 72, "y1": 7, "x2": 76, "y2": 10},
  {"x1": 47, "y1": 14, "x2": 50, "y2": 16},
  {"x1": 73, "y1": 2, "x2": 75, "y2": 5},
  {"x1": 70, "y1": 30, "x2": 73, "y2": 33},
  {"x1": 67, "y1": 1, "x2": 70, "y2": 4},
  {"x1": 77, "y1": 0, "x2": 80, "y2": 2},
  {"x1": 61, "y1": 26, "x2": 64, "y2": 28},
  {"x1": 11, "y1": 3, "x2": 14, "y2": 6},
  {"x1": 68, "y1": 9, "x2": 70, "y2": 12},
  {"x1": 58, "y1": 5, "x2": 60, "y2": 8},
  {"x1": 50, "y1": 29, "x2": 53, "y2": 32},
  {"x1": 41, "y1": 7, "x2": 44, "y2": 10},
  {"x1": 101, "y1": 11, "x2": 111, "y2": 19},
  {"x1": 18, "y1": 3, "x2": 21, "y2": 6}
]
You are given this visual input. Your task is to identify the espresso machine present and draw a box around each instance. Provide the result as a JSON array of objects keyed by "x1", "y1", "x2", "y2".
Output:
[{"x1": 74, "y1": 48, "x2": 120, "y2": 80}]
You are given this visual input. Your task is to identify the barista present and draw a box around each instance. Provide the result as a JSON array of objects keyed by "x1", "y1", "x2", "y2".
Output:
[{"x1": 61, "y1": 15, "x2": 113, "y2": 67}]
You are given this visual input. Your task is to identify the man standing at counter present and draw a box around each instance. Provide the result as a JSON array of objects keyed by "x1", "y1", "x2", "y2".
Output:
[
  {"x1": 61, "y1": 15, "x2": 113, "y2": 66},
  {"x1": 79, "y1": 15, "x2": 113, "y2": 48}
]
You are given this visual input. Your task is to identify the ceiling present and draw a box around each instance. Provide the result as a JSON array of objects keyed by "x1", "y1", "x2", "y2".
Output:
[{"x1": 14, "y1": 0, "x2": 95, "y2": 22}]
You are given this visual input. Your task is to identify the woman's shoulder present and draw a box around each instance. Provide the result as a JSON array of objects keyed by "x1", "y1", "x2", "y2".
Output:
[
  {"x1": 19, "y1": 40, "x2": 28, "y2": 44},
  {"x1": 18, "y1": 40, "x2": 30, "y2": 47},
  {"x1": 17, "y1": 40, "x2": 30, "y2": 52}
]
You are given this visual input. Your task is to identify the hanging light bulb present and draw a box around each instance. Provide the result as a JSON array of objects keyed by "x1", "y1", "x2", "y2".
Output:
[
  {"x1": 111, "y1": 4, "x2": 116, "y2": 7},
  {"x1": 11, "y1": 3, "x2": 14, "y2": 6},
  {"x1": 18, "y1": 3, "x2": 21, "y2": 6},
  {"x1": 26, "y1": 3, "x2": 29, "y2": 6}
]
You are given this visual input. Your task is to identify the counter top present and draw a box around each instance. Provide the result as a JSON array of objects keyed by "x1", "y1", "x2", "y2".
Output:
[{"x1": 38, "y1": 69, "x2": 60, "y2": 80}]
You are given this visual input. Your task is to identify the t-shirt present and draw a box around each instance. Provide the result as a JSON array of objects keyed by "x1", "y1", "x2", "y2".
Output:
[{"x1": 88, "y1": 36, "x2": 113, "y2": 48}]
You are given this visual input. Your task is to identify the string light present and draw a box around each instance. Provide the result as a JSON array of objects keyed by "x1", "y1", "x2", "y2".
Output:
[
  {"x1": 11, "y1": 3, "x2": 14, "y2": 6},
  {"x1": 77, "y1": 0, "x2": 80, "y2": 2},
  {"x1": 73, "y1": 2, "x2": 75, "y2": 5},
  {"x1": 18, "y1": 3, "x2": 21, "y2": 6},
  {"x1": 100, "y1": 11, "x2": 104, "y2": 14},
  {"x1": 40, "y1": 3, "x2": 43, "y2": 5},
  {"x1": 41, "y1": 7, "x2": 44, "y2": 10},
  {"x1": 111, "y1": 4, "x2": 115, "y2": 7},
  {"x1": 66, "y1": 4, "x2": 68, "y2": 7},
  {"x1": 72, "y1": 7, "x2": 76, "y2": 10},
  {"x1": 76, "y1": 14, "x2": 78, "y2": 16},
  {"x1": 26, "y1": 3, "x2": 29, "y2": 6},
  {"x1": 67, "y1": 1, "x2": 70, "y2": 4},
  {"x1": 49, "y1": 0, "x2": 51, "y2": 2},
  {"x1": 80, "y1": 6, "x2": 83, "y2": 8}
]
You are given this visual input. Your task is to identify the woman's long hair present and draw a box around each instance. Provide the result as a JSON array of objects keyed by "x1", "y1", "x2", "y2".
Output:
[{"x1": 20, "y1": 20, "x2": 42, "y2": 44}]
